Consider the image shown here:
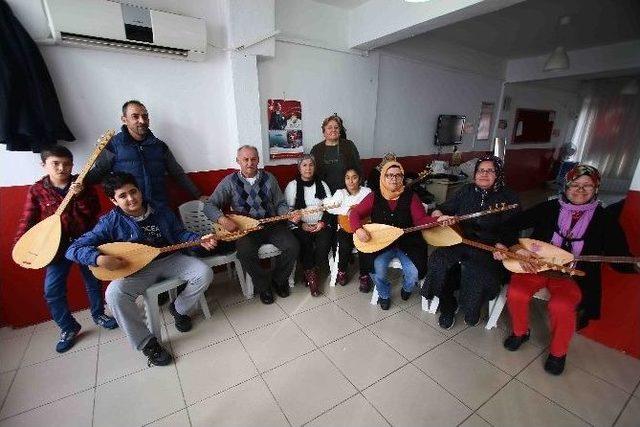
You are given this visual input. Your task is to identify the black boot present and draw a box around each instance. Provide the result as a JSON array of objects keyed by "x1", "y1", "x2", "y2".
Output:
[
  {"x1": 259, "y1": 289, "x2": 275, "y2": 304},
  {"x1": 169, "y1": 302, "x2": 192, "y2": 333},
  {"x1": 503, "y1": 330, "x2": 530, "y2": 351},
  {"x1": 142, "y1": 337, "x2": 172, "y2": 367},
  {"x1": 274, "y1": 282, "x2": 290, "y2": 298},
  {"x1": 544, "y1": 354, "x2": 566, "y2": 375},
  {"x1": 378, "y1": 297, "x2": 391, "y2": 310}
]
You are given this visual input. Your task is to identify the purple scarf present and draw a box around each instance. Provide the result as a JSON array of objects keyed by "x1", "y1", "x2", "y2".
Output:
[{"x1": 551, "y1": 198, "x2": 599, "y2": 256}]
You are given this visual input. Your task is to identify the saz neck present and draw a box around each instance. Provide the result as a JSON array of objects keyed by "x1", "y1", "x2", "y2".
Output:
[
  {"x1": 158, "y1": 230, "x2": 255, "y2": 253},
  {"x1": 402, "y1": 204, "x2": 518, "y2": 234},
  {"x1": 258, "y1": 204, "x2": 336, "y2": 225},
  {"x1": 575, "y1": 255, "x2": 640, "y2": 263}
]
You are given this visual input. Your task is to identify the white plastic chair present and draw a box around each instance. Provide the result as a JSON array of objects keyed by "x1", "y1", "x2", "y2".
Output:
[
  {"x1": 178, "y1": 201, "x2": 251, "y2": 298},
  {"x1": 421, "y1": 271, "x2": 544, "y2": 330},
  {"x1": 143, "y1": 278, "x2": 211, "y2": 342},
  {"x1": 484, "y1": 286, "x2": 550, "y2": 330},
  {"x1": 328, "y1": 231, "x2": 357, "y2": 287},
  {"x1": 370, "y1": 257, "x2": 426, "y2": 305}
]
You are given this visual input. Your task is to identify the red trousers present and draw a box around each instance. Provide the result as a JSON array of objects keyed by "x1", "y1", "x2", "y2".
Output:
[{"x1": 506, "y1": 273, "x2": 582, "y2": 357}]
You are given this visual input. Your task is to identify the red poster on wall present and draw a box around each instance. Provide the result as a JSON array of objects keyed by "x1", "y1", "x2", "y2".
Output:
[{"x1": 267, "y1": 99, "x2": 304, "y2": 159}]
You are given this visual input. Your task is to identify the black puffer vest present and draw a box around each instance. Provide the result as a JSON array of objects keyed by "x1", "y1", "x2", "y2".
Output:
[{"x1": 371, "y1": 189, "x2": 428, "y2": 278}]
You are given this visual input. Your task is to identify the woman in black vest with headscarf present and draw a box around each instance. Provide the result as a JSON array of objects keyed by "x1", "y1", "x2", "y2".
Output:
[
  {"x1": 422, "y1": 155, "x2": 520, "y2": 329},
  {"x1": 350, "y1": 161, "x2": 435, "y2": 310}
]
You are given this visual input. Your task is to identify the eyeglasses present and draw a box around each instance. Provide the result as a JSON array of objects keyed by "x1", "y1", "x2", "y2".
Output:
[
  {"x1": 476, "y1": 169, "x2": 496, "y2": 175},
  {"x1": 384, "y1": 173, "x2": 404, "y2": 180},
  {"x1": 567, "y1": 184, "x2": 595, "y2": 191}
]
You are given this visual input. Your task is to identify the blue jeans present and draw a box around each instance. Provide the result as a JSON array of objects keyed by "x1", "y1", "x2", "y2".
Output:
[
  {"x1": 371, "y1": 247, "x2": 419, "y2": 299},
  {"x1": 44, "y1": 258, "x2": 104, "y2": 332}
]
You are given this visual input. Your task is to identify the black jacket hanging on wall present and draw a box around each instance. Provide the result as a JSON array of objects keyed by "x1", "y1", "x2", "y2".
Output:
[{"x1": 0, "y1": 0, "x2": 74, "y2": 152}]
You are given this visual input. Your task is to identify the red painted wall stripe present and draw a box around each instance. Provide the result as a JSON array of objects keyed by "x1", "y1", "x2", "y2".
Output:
[{"x1": 0, "y1": 150, "x2": 554, "y2": 327}]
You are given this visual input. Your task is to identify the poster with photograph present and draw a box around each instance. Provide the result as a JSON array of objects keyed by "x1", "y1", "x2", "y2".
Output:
[
  {"x1": 268, "y1": 99, "x2": 304, "y2": 159},
  {"x1": 476, "y1": 102, "x2": 495, "y2": 141}
]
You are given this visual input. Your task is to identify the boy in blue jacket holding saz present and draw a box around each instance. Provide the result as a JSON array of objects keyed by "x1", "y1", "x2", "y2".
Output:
[{"x1": 67, "y1": 172, "x2": 217, "y2": 366}]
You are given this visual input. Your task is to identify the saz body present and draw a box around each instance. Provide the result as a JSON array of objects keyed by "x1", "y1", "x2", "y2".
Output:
[
  {"x1": 89, "y1": 228, "x2": 255, "y2": 280},
  {"x1": 502, "y1": 238, "x2": 639, "y2": 274},
  {"x1": 12, "y1": 131, "x2": 115, "y2": 269},
  {"x1": 354, "y1": 203, "x2": 518, "y2": 253}
]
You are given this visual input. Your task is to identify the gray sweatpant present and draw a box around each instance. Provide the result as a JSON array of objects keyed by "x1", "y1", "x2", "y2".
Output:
[{"x1": 105, "y1": 253, "x2": 213, "y2": 350}]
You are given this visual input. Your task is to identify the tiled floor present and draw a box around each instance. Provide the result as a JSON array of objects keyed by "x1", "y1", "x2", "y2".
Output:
[{"x1": 1, "y1": 271, "x2": 639, "y2": 427}]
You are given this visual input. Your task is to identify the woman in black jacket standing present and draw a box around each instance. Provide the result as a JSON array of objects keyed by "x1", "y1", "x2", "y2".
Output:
[{"x1": 310, "y1": 114, "x2": 361, "y2": 193}]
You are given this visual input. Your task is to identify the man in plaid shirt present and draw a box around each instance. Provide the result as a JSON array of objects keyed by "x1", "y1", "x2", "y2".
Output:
[{"x1": 15, "y1": 145, "x2": 118, "y2": 353}]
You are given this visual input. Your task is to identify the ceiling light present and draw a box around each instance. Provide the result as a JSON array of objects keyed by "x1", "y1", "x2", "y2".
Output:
[
  {"x1": 543, "y1": 46, "x2": 569, "y2": 71},
  {"x1": 404, "y1": 0, "x2": 432, "y2": 2},
  {"x1": 543, "y1": 15, "x2": 571, "y2": 72}
]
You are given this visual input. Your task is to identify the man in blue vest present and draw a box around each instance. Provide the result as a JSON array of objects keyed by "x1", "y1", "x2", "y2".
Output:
[
  {"x1": 87, "y1": 100, "x2": 207, "y2": 305},
  {"x1": 87, "y1": 100, "x2": 205, "y2": 208}
]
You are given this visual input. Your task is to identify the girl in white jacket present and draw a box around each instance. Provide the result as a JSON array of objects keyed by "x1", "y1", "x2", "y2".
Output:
[{"x1": 325, "y1": 168, "x2": 373, "y2": 290}]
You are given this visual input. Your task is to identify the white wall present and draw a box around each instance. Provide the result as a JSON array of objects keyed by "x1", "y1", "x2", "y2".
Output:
[
  {"x1": 496, "y1": 82, "x2": 582, "y2": 151},
  {"x1": 1, "y1": 0, "x2": 236, "y2": 187},
  {"x1": 374, "y1": 52, "x2": 503, "y2": 157},
  {"x1": 258, "y1": 41, "x2": 380, "y2": 163},
  {"x1": 262, "y1": 0, "x2": 509, "y2": 164}
]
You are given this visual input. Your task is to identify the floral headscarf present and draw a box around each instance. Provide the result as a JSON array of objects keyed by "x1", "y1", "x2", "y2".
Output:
[
  {"x1": 553, "y1": 164, "x2": 601, "y2": 255},
  {"x1": 564, "y1": 164, "x2": 601, "y2": 200},
  {"x1": 376, "y1": 152, "x2": 398, "y2": 171}
]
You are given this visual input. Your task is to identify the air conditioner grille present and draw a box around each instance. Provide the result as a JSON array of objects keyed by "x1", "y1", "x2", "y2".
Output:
[{"x1": 60, "y1": 32, "x2": 188, "y2": 57}]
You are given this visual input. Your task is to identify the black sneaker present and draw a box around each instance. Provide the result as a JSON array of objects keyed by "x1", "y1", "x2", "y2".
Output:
[
  {"x1": 438, "y1": 311, "x2": 456, "y2": 330},
  {"x1": 464, "y1": 312, "x2": 481, "y2": 327},
  {"x1": 400, "y1": 289, "x2": 412, "y2": 301},
  {"x1": 378, "y1": 297, "x2": 391, "y2": 310},
  {"x1": 544, "y1": 354, "x2": 566, "y2": 375},
  {"x1": 142, "y1": 337, "x2": 173, "y2": 367},
  {"x1": 259, "y1": 290, "x2": 275, "y2": 305},
  {"x1": 274, "y1": 284, "x2": 290, "y2": 298},
  {"x1": 93, "y1": 314, "x2": 118, "y2": 330},
  {"x1": 169, "y1": 302, "x2": 192, "y2": 333},
  {"x1": 55, "y1": 323, "x2": 81, "y2": 353},
  {"x1": 157, "y1": 291, "x2": 170, "y2": 306},
  {"x1": 503, "y1": 330, "x2": 530, "y2": 351}
]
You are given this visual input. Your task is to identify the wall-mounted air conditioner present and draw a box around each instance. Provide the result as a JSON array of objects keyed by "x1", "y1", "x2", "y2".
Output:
[{"x1": 43, "y1": 0, "x2": 207, "y2": 61}]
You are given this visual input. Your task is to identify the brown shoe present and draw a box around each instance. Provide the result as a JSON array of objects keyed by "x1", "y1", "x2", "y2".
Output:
[
  {"x1": 305, "y1": 269, "x2": 321, "y2": 296},
  {"x1": 336, "y1": 271, "x2": 348, "y2": 286},
  {"x1": 359, "y1": 275, "x2": 372, "y2": 293}
]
